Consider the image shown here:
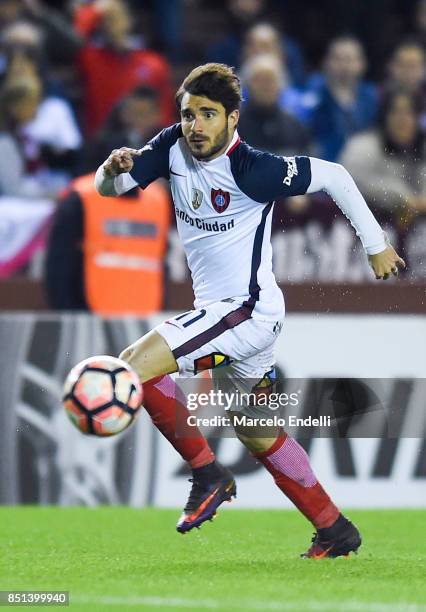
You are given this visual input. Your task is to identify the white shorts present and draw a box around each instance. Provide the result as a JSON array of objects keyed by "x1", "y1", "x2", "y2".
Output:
[{"x1": 155, "y1": 299, "x2": 284, "y2": 399}]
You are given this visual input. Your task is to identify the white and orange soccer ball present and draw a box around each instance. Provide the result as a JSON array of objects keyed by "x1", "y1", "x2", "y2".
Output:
[{"x1": 63, "y1": 356, "x2": 143, "y2": 436}]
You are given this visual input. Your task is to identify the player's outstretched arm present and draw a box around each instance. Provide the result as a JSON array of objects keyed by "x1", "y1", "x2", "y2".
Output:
[
  {"x1": 95, "y1": 147, "x2": 142, "y2": 197},
  {"x1": 94, "y1": 124, "x2": 181, "y2": 196},
  {"x1": 307, "y1": 157, "x2": 406, "y2": 280}
]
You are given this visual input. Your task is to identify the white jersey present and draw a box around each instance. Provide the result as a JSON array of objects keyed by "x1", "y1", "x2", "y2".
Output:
[
  {"x1": 96, "y1": 123, "x2": 387, "y2": 320},
  {"x1": 115, "y1": 125, "x2": 311, "y2": 320},
  {"x1": 166, "y1": 130, "x2": 303, "y2": 318}
]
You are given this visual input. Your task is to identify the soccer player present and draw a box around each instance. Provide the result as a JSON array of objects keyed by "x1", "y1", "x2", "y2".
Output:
[{"x1": 95, "y1": 63, "x2": 405, "y2": 558}]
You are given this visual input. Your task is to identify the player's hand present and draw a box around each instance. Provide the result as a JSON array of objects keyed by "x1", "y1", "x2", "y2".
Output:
[
  {"x1": 368, "y1": 245, "x2": 406, "y2": 280},
  {"x1": 103, "y1": 147, "x2": 141, "y2": 177}
]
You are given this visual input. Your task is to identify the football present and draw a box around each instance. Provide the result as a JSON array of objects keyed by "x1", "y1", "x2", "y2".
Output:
[{"x1": 63, "y1": 355, "x2": 143, "y2": 436}]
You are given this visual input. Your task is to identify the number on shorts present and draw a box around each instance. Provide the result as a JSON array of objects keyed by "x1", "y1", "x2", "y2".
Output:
[{"x1": 174, "y1": 309, "x2": 207, "y2": 328}]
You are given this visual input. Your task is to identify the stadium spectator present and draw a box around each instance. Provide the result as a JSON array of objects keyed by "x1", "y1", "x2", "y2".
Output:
[
  {"x1": 0, "y1": 74, "x2": 42, "y2": 196},
  {"x1": 240, "y1": 23, "x2": 305, "y2": 119},
  {"x1": 79, "y1": 85, "x2": 164, "y2": 174},
  {"x1": 206, "y1": 0, "x2": 305, "y2": 85},
  {"x1": 339, "y1": 90, "x2": 426, "y2": 222},
  {"x1": 45, "y1": 173, "x2": 171, "y2": 314},
  {"x1": 0, "y1": 21, "x2": 44, "y2": 81},
  {"x1": 240, "y1": 21, "x2": 283, "y2": 61},
  {"x1": 239, "y1": 54, "x2": 311, "y2": 156},
  {"x1": 386, "y1": 41, "x2": 425, "y2": 126},
  {"x1": 387, "y1": 41, "x2": 425, "y2": 96},
  {"x1": 74, "y1": 0, "x2": 174, "y2": 135},
  {"x1": 0, "y1": 1, "x2": 80, "y2": 70},
  {"x1": 0, "y1": 19, "x2": 76, "y2": 99},
  {"x1": 303, "y1": 36, "x2": 378, "y2": 161},
  {"x1": 0, "y1": 72, "x2": 81, "y2": 198}
]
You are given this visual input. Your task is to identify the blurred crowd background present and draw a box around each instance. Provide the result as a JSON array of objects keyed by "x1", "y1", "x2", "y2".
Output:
[{"x1": 0, "y1": 0, "x2": 425, "y2": 315}]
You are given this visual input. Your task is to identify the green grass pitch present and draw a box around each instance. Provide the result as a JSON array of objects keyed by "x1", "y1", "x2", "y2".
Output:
[{"x1": 0, "y1": 508, "x2": 425, "y2": 611}]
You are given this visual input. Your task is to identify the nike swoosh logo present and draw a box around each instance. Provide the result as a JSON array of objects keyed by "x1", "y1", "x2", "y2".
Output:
[
  {"x1": 312, "y1": 546, "x2": 332, "y2": 559},
  {"x1": 170, "y1": 167, "x2": 186, "y2": 177},
  {"x1": 164, "y1": 320, "x2": 181, "y2": 328},
  {"x1": 185, "y1": 487, "x2": 220, "y2": 522}
]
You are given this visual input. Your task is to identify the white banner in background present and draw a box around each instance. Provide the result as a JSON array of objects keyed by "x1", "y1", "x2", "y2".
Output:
[
  {"x1": 150, "y1": 314, "x2": 426, "y2": 509},
  {"x1": 0, "y1": 197, "x2": 54, "y2": 277},
  {"x1": 1, "y1": 313, "x2": 424, "y2": 509}
]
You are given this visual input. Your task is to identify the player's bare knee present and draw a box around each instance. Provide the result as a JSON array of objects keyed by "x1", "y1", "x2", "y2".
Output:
[
  {"x1": 230, "y1": 412, "x2": 279, "y2": 454},
  {"x1": 236, "y1": 431, "x2": 277, "y2": 454},
  {"x1": 119, "y1": 330, "x2": 178, "y2": 383}
]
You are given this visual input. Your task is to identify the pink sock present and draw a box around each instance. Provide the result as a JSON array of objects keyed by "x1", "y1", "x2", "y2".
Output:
[{"x1": 255, "y1": 434, "x2": 340, "y2": 528}]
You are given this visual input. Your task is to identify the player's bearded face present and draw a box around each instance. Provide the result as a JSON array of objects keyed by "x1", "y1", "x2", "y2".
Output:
[{"x1": 180, "y1": 93, "x2": 238, "y2": 161}]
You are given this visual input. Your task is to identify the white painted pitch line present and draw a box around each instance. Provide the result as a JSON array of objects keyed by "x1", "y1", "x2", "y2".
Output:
[{"x1": 72, "y1": 595, "x2": 426, "y2": 612}]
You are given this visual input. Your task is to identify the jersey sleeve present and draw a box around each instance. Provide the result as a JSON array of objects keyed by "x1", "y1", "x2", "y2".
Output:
[
  {"x1": 307, "y1": 157, "x2": 387, "y2": 254},
  {"x1": 229, "y1": 142, "x2": 312, "y2": 203},
  {"x1": 129, "y1": 123, "x2": 182, "y2": 188}
]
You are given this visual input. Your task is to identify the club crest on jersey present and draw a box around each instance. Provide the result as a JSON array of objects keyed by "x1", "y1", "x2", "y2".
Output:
[
  {"x1": 191, "y1": 187, "x2": 203, "y2": 210},
  {"x1": 211, "y1": 188, "x2": 230, "y2": 213}
]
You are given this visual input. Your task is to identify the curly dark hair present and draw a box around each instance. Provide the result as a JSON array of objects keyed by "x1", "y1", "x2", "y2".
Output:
[{"x1": 175, "y1": 63, "x2": 243, "y2": 116}]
